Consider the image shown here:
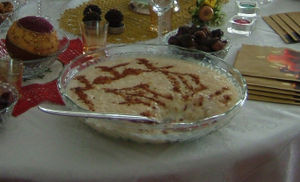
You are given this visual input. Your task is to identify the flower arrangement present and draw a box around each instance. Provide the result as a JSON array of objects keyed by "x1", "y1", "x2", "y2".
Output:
[{"x1": 191, "y1": 0, "x2": 229, "y2": 26}]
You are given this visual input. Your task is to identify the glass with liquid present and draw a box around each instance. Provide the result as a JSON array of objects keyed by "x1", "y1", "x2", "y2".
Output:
[
  {"x1": 227, "y1": 15, "x2": 256, "y2": 36},
  {"x1": 80, "y1": 21, "x2": 108, "y2": 53},
  {"x1": 0, "y1": 59, "x2": 23, "y2": 91},
  {"x1": 236, "y1": 1, "x2": 260, "y2": 17}
]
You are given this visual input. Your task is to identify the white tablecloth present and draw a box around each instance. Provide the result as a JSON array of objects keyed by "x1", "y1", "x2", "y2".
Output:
[{"x1": 0, "y1": 0, "x2": 300, "y2": 181}]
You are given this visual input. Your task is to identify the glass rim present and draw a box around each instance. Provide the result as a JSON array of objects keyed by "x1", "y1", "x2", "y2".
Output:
[
  {"x1": 58, "y1": 43, "x2": 248, "y2": 129},
  {"x1": 0, "y1": 81, "x2": 19, "y2": 112}
]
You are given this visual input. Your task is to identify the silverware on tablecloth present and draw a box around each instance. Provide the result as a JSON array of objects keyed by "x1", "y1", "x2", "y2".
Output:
[{"x1": 38, "y1": 106, "x2": 159, "y2": 124}]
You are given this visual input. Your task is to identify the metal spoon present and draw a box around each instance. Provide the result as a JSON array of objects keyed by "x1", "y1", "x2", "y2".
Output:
[{"x1": 38, "y1": 106, "x2": 159, "y2": 124}]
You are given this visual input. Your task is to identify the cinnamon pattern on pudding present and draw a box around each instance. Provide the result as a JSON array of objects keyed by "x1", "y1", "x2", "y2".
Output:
[{"x1": 66, "y1": 56, "x2": 240, "y2": 123}]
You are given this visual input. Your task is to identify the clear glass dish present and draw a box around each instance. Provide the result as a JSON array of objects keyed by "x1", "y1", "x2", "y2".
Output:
[
  {"x1": 236, "y1": 1, "x2": 260, "y2": 17},
  {"x1": 0, "y1": 0, "x2": 26, "y2": 33},
  {"x1": 0, "y1": 82, "x2": 18, "y2": 126},
  {"x1": 58, "y1": 44, "x2": 247, "y2": 143},
  {"x1": 164, "y1": 29, "x2": 231, "y2": 59},
  {"x1": 20, "y1": 27, "x2": 69, "y2": 79},
  {"x1": 1, "y1": 23, "x2": 70, "y2": 79},
  {"x1": 227, "y1": 15, "x2": 256, "y2": 36}
]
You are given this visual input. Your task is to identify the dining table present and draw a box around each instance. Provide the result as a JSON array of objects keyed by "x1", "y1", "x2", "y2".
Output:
[{"x1": 0, "y1": 0, "x2": 300, "y2": 181}]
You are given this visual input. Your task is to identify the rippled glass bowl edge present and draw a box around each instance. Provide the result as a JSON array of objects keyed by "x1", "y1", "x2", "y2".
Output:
[{"x1": 57, "y1": 44, "x2": 247, "y2": 143}]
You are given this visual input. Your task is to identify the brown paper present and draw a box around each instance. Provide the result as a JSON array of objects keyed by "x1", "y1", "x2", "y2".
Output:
[
  {"x1": 248, "y1": 85, "x2": 300, "y2": 96},
  {"x1": 245, "y1": 76, "x2": 300, "y2": 93},
  {"x1": 248, "y1": 89, "x2": 300, "y2": 101},
  {"x1": 263, "y1": 16, "x2": 293, "y2": 43},
  {"x1": 248, "y1": 94, "x2": 300, "y2": 106},
  {"x1": 278, "y1": 13, "x2": 300, "y2": 36},
  {"x1": 235, "y1": 44, "x2": 300, "y2": 105},
  {"x1": 287, "y1": 12, "x2": 300, "y2": 27},
  {"x1": 234, "y1": 44, "x2": 300, "y2": 82},
  {"x1": 270, "y1": 15, "x2": 300, "y2": 42},
  {"x1": 263, "y1": 12, "x2": 300, "y2": 44}
]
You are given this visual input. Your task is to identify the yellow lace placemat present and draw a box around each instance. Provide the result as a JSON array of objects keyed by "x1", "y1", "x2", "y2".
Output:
[{"x1": 59, "y1": 0, "x2": 196, "y2": 44}]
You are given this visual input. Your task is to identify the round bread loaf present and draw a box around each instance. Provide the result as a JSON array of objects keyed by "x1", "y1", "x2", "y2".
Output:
[{"x1": 5, "y1": 16, "x2": 59, "y2": 60}]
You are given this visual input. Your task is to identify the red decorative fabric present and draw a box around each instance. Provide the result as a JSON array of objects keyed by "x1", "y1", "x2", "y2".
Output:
[
  {"x1": 11, "y1": 39, "x2": 84, "y2": 116},
  {"x1": 12, "y1": 80, "x2": 65, "y2": 116},
  {"x1": 58, "y1": 38, "x2": 83, "y2": 65},
  {"x1": 0, "y1": 39, "x2": 7, "y2": 58}
]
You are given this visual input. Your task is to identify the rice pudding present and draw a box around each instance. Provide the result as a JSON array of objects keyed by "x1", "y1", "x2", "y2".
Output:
[{"x1": 66, "y1": 56, "x2": 241, "y2": 123}]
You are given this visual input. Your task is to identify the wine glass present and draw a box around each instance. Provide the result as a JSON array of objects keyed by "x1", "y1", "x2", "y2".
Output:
[
  {"x1": 255, "y1": 0, "x2": 273, "y2": 6},
  {"x1": 173, "y1": 0, "x2": 180, "y2": 12},
  {"x1": 149, "y1": 0, "x2": 174, "y2": 41},
  {"x1": 36, "y1": 0, "x2": 42, "y2": 16}
]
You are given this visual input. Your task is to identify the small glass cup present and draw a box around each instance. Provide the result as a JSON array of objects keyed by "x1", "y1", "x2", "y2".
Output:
[
  {"x1": 0, "y1": 82, "x2": 18, "y2": 126},
  {"x1": 236, "y1": 1, "x2": 260, "y2": 17},
  {"x1": 227, "y1": 15, "x2": 256, "y2": 36},
  {"x1": 0, "y1": 59, "x2": 23, "y2": 91},
  {"x1": 80, "y1": 21, "x2": 108, "y2": 54}
]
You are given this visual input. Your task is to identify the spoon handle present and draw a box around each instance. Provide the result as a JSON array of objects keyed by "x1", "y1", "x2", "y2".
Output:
[{"x1": 38, "y1": 106, "x2": 159, "y2": 124}]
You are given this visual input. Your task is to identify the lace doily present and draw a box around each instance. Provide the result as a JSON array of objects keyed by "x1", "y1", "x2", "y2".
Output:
[{"x1": 59, "y1": 0, "x2": 195, "y2": 44}]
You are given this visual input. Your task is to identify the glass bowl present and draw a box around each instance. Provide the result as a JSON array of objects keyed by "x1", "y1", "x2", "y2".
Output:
[
  {"x1": 58, "y1": 44, "x2": 247, "y2": 143},
  {"x1": 0, "y1": 82, "x2": 18, "y2": 126},
  {"x1": 20, "y1": 28, "x2": 69, "y2": 79},
  {"x1": 0, "y1": 0, "x2": 26, "y2": 32},
  {"x1": 3, "y1": 26, "x2": 70, "y2": 79},
  {"x1": 164, "y1": 28, "x2": 231, "y2": 59}
]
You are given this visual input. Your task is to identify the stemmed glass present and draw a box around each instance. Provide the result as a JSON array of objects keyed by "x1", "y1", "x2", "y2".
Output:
[
  {"x1": 149, "y1": 0, "x2": 174, "y2": 41},
  {"x1": 253, "y1": 0, "x2": 273, "y2": 6},
  {"x1": 173, "y1": 0, "x2": 180, "y2": 12},
  {"x1": 37, "y1": 0, "x2": 42, "y2": 16}
]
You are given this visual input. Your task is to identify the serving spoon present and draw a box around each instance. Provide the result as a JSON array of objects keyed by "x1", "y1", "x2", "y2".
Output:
[{"x1": 38, "y1": 106, "x2": 160, "y2": 124}]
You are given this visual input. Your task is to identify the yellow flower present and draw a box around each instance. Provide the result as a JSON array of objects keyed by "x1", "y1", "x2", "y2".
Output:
[{"x1": 203, "y1": 0, "x2": 217, "y2": 8}]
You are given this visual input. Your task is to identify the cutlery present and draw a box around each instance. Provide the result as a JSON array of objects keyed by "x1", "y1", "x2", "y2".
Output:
[{"x1": 38, "y1": 106, "x2": 160, "y2": 124}]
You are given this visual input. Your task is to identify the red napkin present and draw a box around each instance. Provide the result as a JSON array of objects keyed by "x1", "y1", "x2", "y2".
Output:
[
  {"x1": 0, "y1": 39, "x2": 7, "y2": 57},
  {"x1": 11, "y1": 39, "x2": 83, "y2": 116},
  {"x1": 58, "y1": 38, "x2": 83, "y2": 65},
  {"x1": 12, "y1": 80, "x2": 64, "y2": 116}
]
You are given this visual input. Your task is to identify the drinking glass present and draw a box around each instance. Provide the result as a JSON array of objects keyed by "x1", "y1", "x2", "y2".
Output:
[
  {"x1": 149, "y1": 7, "x2": 172, "y2": 34},
  {"x1": 254, "y1": 0, "x2": 272, "y2": 6},
  {"x1": 80, "y1": 21, "x2": 108, "y2": 54},
  {"x1": 0, "y1": 59, "x2": 23, "y2": 91},
  {"x1": 149, "y1": 0, "x2": 174, "y2": 40}
]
